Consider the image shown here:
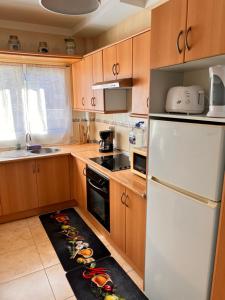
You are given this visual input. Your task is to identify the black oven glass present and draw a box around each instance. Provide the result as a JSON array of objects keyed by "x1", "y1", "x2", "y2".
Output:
[
  {"x1": 134, "y1": 153, "x2": 146, "y2": 175},
  {"x1": 86, "y1": 167, "x2": 110, "y2": 232}
]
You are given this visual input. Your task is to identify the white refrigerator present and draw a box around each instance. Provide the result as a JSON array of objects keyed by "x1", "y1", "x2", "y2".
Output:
[{"x1": 145, "y1": 119, "x2": 225, "y2": 300}]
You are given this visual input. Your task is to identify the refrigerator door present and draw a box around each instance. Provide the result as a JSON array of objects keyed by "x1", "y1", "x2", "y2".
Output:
[
  {"x1": 149, "y1": 120, "x2": 225, "y2": 202},
  {"x1": 145, "y1": 179, "x2": 220, "y2": 300}
]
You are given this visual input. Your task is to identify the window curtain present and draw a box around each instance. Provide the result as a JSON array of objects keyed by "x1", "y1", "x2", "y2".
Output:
[
  {"x1": 0, "y1": 63, "x2": 72, "y2": 149},
  {"x1": 0, "y1": 64, "x2": 26, "y2": 148}
]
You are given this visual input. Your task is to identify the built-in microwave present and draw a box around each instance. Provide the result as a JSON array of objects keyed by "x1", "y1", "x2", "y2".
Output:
[{"x1": 131, "y1": 147, "x2": 147, "y2": 179}]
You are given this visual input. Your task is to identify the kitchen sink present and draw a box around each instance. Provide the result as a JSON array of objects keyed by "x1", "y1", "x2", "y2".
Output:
[{"x1": 29, "y1": 147, "x2": 60, "y2": 154}]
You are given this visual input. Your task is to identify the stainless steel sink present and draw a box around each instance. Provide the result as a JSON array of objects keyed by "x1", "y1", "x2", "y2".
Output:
[{"x1": 29, "y1": 147, "x2": 60, "y2": 154}]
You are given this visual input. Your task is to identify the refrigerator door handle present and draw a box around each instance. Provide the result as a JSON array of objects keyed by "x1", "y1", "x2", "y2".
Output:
[{"x1": 151, "y1": 177, "x2": 220, "y2": 208}]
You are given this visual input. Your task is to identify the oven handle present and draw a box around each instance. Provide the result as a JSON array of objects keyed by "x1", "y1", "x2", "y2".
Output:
[{"x1": 87, "y1": 178, "x2": 108, "y2": 194}]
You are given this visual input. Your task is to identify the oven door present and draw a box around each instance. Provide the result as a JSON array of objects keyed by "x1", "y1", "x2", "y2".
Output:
[{"x1": 86, "y1": 167, "x2": 110, "y2": 232}]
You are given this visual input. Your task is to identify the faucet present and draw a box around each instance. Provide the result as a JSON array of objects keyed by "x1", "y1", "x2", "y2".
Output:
[{"x1": 25, "y1": 133, "x2": 32, "y2": 150}]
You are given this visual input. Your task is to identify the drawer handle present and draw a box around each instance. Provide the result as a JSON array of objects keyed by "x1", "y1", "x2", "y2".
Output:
[
  {"x1": 83, "y1": 167, "x2": 86, "y2": 176},
  {"x1": 176, "y1": 30, "x2": 184, "y2": 54},
  {"x1": 185, "y1": 26, "x2": 192, "y2": 51}
]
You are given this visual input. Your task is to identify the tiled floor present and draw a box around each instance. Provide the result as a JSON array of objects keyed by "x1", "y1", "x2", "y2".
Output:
[{"x1": 0, "y1": 208, "x2": 143, "y2": 300}]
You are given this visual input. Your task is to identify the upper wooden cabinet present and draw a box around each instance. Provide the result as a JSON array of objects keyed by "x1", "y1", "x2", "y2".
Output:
[
  {"x1": 72, "y1": 60, "x2": 86, "y2": 110},
  {"x1": 0, "y1": 160, "x2": 38, "y2": 215},
  {"x1": 37, "y1": 156, "x2": 70, "y2": 207},
  {"x1": 150, "y1": 0, "x2": 187, "y2": 69},
  {"x1": 84, "y1": 52, "x2": 104, "y2": 112},
  {"x1": 185, "y1": 0, "x2": 225, "y2": 62},
  {"x1": 103, "y1": 39, "x2": 132, "y2": 81},
  {"x1": 151, "y1": 0, "x2": 225, "y2": 68},
  {"x1": 132, "y1": 31, "x2": 151, "y2": 116}
]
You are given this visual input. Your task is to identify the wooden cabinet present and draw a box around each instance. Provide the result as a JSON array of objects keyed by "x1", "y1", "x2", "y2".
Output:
[
  {"x1": 72, "y1": 60, "x2": 86, "y2": 110},
  {"x1": 211, "y1": 176, "x2": 225, "y2": 300},
  {"x1": 0, "y1": 160, "x2": 38, "y2": 215},
  {"x1": 132, "y1": 31, "x2": 151, "y2": 115},
  {"x1": 110, "y1": 179, "x2": 146, "y2": 275},
  {"x1": 185, "y1": 0, "x2": 225, "y2": 62},
  {"x1": 151, "y1": 0, "x2": 187, "y2": 69},
  {"x1": 103, "y1": 39, "x2": 132, "y2": 81},
  {"x1": 151, "y1": 0, "x2": 225, "y2": 68},
  {"x1": 110, "y1": 180, "x2": 126, "y2": 252},
  {"x1": 37, "y1": 156, "x2": 70, "y2": 207},
  {"x1": 84, "y1": 52, "x2": 104, "y2": 112},
  {"x1": 72, "y1": 157, "x2": 87, "y2": 211}
]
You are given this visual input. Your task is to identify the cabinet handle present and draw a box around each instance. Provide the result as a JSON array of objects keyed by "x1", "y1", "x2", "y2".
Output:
[
  {"x1": 93, "y1": 97, "x2": 96, "y2": 107},
  {"x1": 82, "y1": 97, "x2": 85, "y2": 106},
  {"x1": 124, "y1": 195, "x2": 129, "y2": 208},
  {"x1": 83, "y1": 167, "x2": 86, "y2": 176},
  {"x1": 112, "y1": 64, "x2": 116, "y2": 76},
  {"x1": 147, "y1": 97, "x2": 150, "y2": 108},
  {"x1": 121, "y1": 192, "x2": 126, "y2": 205},
  {"x1": 37, "y1": 164, "x2": 40, "y2": 173},
  {"x1": 176, "y1": 30, "x2": 184, "y2": 54},
  {"x1": 185, "y1": 26, "x2": 192, "y2": 51},
  {"x1": 91, "y1": 97, "x2": 94, "y2": 106},
  {"x1": 116, "y1": 63, "x2": 120, "y2": 75},
  {"x1": 32, "y1": 164, "x2": 36, "y2": 173}
]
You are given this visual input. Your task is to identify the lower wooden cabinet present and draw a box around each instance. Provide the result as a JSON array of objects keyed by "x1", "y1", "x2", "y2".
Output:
[
  {"x1": 0, "y1": 159, "x2": 38, "y2": 215},
  {"x1": 71, "y1": 157, "x2": 87, "y2": 211},
  {"x1": 0, "y1": 155, "x2": 71, "y2": 215},
  {"x1": 110, "y1": 179, "x2": 146, "y2": 275},
  {"x1": 37, "y1": 156, "x2": 70, "y2": 207}
]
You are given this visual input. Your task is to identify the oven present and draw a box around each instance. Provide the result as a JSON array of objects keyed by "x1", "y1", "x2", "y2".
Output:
[{"x1": 86, "y1": 166, "x2": 110, "y2": 232}]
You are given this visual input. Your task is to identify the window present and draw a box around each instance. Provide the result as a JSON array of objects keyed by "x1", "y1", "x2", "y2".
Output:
[{"x1": 0, "y1": 63, "x2": 72, "y2": 148}]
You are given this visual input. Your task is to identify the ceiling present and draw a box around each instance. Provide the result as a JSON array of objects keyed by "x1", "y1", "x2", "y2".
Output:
[{"x1": 0, "y1": 0, "x2": 161, "y2": 37}]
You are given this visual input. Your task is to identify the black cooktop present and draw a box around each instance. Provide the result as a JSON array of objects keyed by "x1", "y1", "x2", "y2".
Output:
[{"x1": 90, "y1": 153, "x2": 131, "y2": 172}]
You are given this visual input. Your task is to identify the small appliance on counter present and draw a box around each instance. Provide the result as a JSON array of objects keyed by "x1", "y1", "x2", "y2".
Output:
[
  {"x1": 131, "y1": 147, "x2": 147, "y2": 179},
  {"x1": 165, "y1": 85, "x2": 205, "y2": 114},
  {"x1": 99, "y1": 130, "x2": 114, "y2": 153},
  {"x1": 207, "y1": 65, "x2": 225, "y2": 117},
  {"x1": 90, "y1": 153, "x2": 130, "y2": 172}
]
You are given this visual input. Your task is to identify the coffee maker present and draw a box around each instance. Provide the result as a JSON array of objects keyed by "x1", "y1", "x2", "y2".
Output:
[{"x1": 99, "y1": 130, "x2": 114, "y2": 153}]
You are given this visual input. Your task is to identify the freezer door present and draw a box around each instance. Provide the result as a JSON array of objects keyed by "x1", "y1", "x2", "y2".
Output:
[
  {"x1": 145, "y1": 180, "x2": 220, "y2": 300},
  {"x1": 149, "y1": 120, "x2": 225, "y2": 201}
]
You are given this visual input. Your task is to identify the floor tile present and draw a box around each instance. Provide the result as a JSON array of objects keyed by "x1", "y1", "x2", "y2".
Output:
[
  {"x1": 46, "y1": 263, "x2": 74, "y2": 300},
  {"x1": 0, "y1": 270, "x2": 55, "y2": 300},
  {"x1": 28, "y1": 222, "x2": 49, "y2": 244},
  {"x1": 36, "y1": 240, "x2": 59, "y2": 268},
  {"x1": 26, "y1": 216, "x2": 42, "y2": 227},
  {"x1": 127, "y1": 270, "x2": 144, "y2": 291},
  {"x1": 0, "y1": 220, "x2": 34, "y2": 255},
  {"x1": 0, "y1": 245, "x2": 43, "y2": 283}
]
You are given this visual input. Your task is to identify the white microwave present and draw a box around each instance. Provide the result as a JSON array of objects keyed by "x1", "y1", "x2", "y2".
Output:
[{"x1": 131, "y1": 147, "x2": 147, "y2": 179}]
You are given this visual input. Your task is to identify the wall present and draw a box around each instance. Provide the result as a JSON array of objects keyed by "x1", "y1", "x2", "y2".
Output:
[
  {"x1": 94, "y1": 7, "x2": 151, "y2": 49},
  {"x1": 0, "y1": 28, "x2": 91, "y2": 55}
]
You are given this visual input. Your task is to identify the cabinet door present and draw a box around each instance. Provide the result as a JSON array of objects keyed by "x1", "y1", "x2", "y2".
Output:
[
  {"x1": 72, "y1": 157, "x2": 87, "y2": 211},
  {"x1": 103, "y1": 45, "x2": 117, "y2": 81},
  {"x1": 185, "y1": 0, "x2": 225, "y2": 62},
  {"x1": 110, "y1": 180, "x2": 126, "y2": 252},
  {"x1": 84, "y1": 56, "x2": 94, "y2": 111},
  {"x1": 37, "y1": 156, "x2": 70, "y2": 207},
  {"x1": 125, "y1": 188, "x2": 146, "y2": 275},
  {"x1": 116, "y1": 39, "x2": 132, "y2": 79},
  {"x1": 0, "y1": 160, "x2": 38, "y2": 215},
  {"x1": 150, "y1": 0, "x2": 187, "y2": 69},
  {"x1": 72, "y1": 60, "x2": 85, "y2": 110},
  {"x1": 92, "y1": 51, "x2": 105, "y2": 111},
  {"x1": 132, "y1": 31, "x2": 151, "y2": 115}
]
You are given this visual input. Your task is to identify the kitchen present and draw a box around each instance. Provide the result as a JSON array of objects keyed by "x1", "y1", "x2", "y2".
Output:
[{"x1": 0, "y1": 0, "x2": 225, "y2": 300}]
